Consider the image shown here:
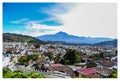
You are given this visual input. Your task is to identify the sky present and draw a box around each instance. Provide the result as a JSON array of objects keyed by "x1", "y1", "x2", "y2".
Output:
[{"x1": 3, "y1": 3, "x2": 117, "y2": 38}]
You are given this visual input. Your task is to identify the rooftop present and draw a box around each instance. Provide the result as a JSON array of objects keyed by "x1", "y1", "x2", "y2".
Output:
[
  {"x1": 77, "y1": 68, "x2": 97, "y2": 76},
  {"x1": 52, "y1": 64, "x2": 63, "y2": 67}
]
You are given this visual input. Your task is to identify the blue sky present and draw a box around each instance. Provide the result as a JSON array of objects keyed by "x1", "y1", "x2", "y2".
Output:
[
  {"x1": 3, "y1": 3, "x2": 64, "y2": 34},
  {"x1": 3, "y1": 3, "x2": 117, "y2": 38}
]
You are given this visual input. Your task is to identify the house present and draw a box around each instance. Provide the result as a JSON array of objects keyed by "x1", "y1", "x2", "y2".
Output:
[
  {"x1": 95, "y1": 67, "x2": 113, "y2": 77},
  {"x1": 101, "y1": 61, "x2": 115, "y2": 69},
  {"x1": 47, "y1": 65, "x2": 75, "y2": 76},
  {"x1": 6, "y1": 48, "x2": 19, "y2": 54},
  {"x1": 87, "y1": 50, "x2": 100, "y2": 55},
  {"x1": 76, "y1": 68, "x2": 99, "y2": 78}
]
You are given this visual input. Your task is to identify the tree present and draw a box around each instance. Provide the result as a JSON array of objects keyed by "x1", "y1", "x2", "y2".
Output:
[
  {"x1": 34, "y1": 44, "x2": 40, "y2": 48},
  {"x1": 31, "y1": 54, "x2": 40, "y2": 61},
  {"x1": 28, "y1": 40, "x2": 34, "y2": 43},
  {"x1": 54, "y1": 53, "x2": 61, "y2": 63},
  {"x1": 18, "y1": 54, "x2": 40, "y2": 65},
  {"x1": 18, "y1": 56, "x2": 27, "y2": 65},
  {"x1": 92, "y1": 52, "x2": 105, "y2": 61},
  {"x1": 86, "y1": 61, "x2": 97, "y2": 68},
  {"x1": 44, "y1": 52, "x2": 54, "y2": 60},
  {"x1": 109, "y1": 70, "x2": 117, "y2": 78},
  {"x1": 61, "y1": 49, "x2": 80, "y2": 65},
  {"x1": 99, "y1": 52, "x2": 104, "y2": 58},
  {"x1": 75, "y1": 54, "x2": 81, "y2": 63}
]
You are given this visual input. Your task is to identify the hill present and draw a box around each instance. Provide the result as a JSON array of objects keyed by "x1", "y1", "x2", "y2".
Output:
[
  {"x1": 94, "y1": 39, "x2": 117, "y2": 47},
  {"x1": 3, "y1": 33, "x2": 46, "y2": 44}
]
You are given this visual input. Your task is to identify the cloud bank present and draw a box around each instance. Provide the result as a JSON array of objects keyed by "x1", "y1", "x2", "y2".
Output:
[{"x1": 10, "y1": 3, "x2": 117, "y2": 38}]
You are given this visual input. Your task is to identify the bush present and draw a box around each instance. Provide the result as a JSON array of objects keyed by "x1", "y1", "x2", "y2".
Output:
[
  {"x1": 3, "y1": 67, "x2": 45, "y2": 78},
  {"x1": 18, "y1": 54, "x2": 40, "y2": 65},
  {"x1": 27, "y1": 72, "x2": 45, "y2": 78},
  {"x1": 109, "y1": 70, "x2": 117, "y2": 78},
  {"x1": 11, "y1": 70, "x2": 27, "y2": 78},
  {"x1": 3, "y1": 67, "x2": 13, "y2": 78}
]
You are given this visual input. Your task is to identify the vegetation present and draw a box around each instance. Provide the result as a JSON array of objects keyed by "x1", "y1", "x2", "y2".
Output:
[
  {"x1": 81, "y1": 75, "x2": 87, "y2": 78},
  {"x1": 34, "y1": 44, "x2": 40, "y2": 48},
  {"x1": 3, "y1": 67, "x2": 13, "y2": 78},
  {"x1": 94, "y1": 39, "x2": 117, "y2": 47},
  {"x1": 99, "y1": 52, "x2": 104, "y2": 58},
  {"x1": 18, "y1": 54, "x2": 40, "y2": 65},
  {"x1": 54, "y1": 53, "x2": 62, "y2": 63},
  {"x1": 60, "y1": 49, "x2": 80, "y2": 65},
  {"x1": 109, "y1": 70, "x2": 117, "y2": 78},
  {"x1": 3, "y1": 33, "x2": 46, "y2": 44},
  {"x1": 91, "y1": 52, "x2": 105, "y2": 61},
  {"x1": 44, "y1": 52, "x2": 54, "y2": 60},
  {"x1": 18, "y1": 56, "x2": 27, "y2": 65},
  {"x1": 6, "y1": 50, "x2": 12, "y2": 54},
  {"x1": 86, "y1": 61, "x2": 97, "y2": 68},
  {"x1": 26, "y1": 71, "x2": 45, "y2": 78},
  {"x1": 3, "y1": 67, "x2": 45, "y2": 78}
]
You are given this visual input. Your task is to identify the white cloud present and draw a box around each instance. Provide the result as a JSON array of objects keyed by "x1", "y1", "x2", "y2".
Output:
[
  {"x1": 56, "y1": 3, "x2": 117, "y2": 38},
  {"x1": 36, "y1": 3, "x2": 117, "y2": 38},
  {"x1": 10, "y1": 18, "x2": 62, "y2": 37},
  {"x1": 10, "y1": 18, "x2": 28, "y2": 24},
  {"x1": 24, "y1": 21, "x2": 62, "y2": 37},
  {"x1": 40, "y1": 3, "x2": 76, "y2": 23},
  {"x1": 41, "y1": 3, "x2": 75, "y2": 16}
]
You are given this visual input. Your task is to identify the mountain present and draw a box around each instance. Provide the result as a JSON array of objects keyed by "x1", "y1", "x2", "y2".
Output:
[
  {"x1": 94, "y1": 39, "x2": 117, "y2": 47},
  {"x1": 36, "y1": 31, "x2": 115, "y2": 44},
  {"x1": 3, "y1": 33, "x2": 46, "y2": 44}
]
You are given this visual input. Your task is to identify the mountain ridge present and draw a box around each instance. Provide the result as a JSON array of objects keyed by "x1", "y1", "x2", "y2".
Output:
[
  {"x1": 36, "y1": 31, "x2": 115, "y2": 44},
  {"x1": 3, "y1": 32, "x2": 117, "y2": 46}
]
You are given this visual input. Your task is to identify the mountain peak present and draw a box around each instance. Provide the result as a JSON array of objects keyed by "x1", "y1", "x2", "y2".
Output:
[
  {"x1": 36, "y1": 31, "x2": 114, "y2": 44},
  {"x1": 55, "y1": 31, "x2": 68, "y2": 35}
]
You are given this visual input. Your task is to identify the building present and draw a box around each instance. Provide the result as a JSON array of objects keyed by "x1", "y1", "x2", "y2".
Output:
[
  {"x1": 47, "y1": 65, "x2": 75, "y2": 76},
  {"x1": 76, "y1": 68, "x2": 99, "y2": 78},
  {"x1": 95, "y1": 67, "x2": 113, "y2": 77}
]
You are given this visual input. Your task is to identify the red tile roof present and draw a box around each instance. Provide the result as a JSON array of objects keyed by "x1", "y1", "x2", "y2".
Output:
[
  {"x1": 52, "y1": 64, "x2": 63, "y2": 67},
  {"x1": 77, "y1": 68, "x2": 97, "y2": 76}
]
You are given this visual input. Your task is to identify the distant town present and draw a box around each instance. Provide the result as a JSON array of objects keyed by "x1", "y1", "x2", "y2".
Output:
[{"x1": 3, "y1": 35, "x2": 117, "y2": 78}]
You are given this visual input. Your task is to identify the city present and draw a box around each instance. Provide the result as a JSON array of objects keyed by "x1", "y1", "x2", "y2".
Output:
[
  {"x1": 2, "y1": 3, "x2": 117, "y2": 78},
  {"x1": 3, "y1": 40, "x2": 117, "y2": 78}
]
